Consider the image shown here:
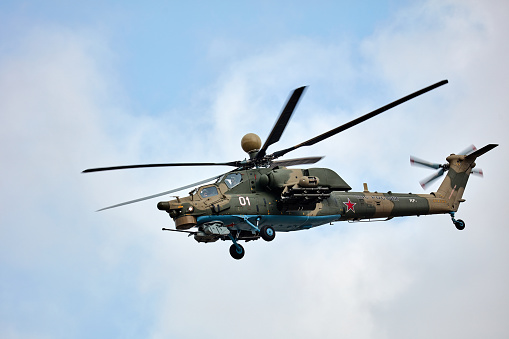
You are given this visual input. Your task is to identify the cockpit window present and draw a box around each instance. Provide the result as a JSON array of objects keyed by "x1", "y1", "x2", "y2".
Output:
[
  {"x1": 224, "y1": 173, "x2": 242, "y2": 188},
  {"x1": 200, "y1": 186, "x2": 219, "y2": 198}
]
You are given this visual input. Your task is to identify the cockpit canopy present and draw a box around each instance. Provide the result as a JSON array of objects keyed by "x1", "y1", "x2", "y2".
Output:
[
  {"x1": 195, "y1": 173, "x2": 243, "y2": 199},
  {"x1": 199, "y1": 186, "x2": 219, "y2": 198},
  {"x1": 223, "y1": 173, "x2": 242, "y2": 188}
]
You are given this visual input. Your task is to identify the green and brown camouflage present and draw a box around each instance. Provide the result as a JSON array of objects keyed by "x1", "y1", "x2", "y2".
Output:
[
  {"x1": 157, "y1": 144, "x2": 497, "y2": 236},
  {"x1": 84, "y1": 81, "x2": 498, "y2": 259}
]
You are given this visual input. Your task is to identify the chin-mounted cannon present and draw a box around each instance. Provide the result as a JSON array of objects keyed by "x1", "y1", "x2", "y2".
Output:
[{"x1": 157, "y1": 201, "x2": 198, "y2": 230}]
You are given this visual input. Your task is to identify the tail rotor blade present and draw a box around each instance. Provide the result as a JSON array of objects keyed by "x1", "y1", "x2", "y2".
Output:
[
  {"x1": 458, "y1": 144, "x2": 477, "y2": 156},
  {"x1": 419, "y1": 168, "x2": 445, "y2": 189},
  {"x1": 410, "y1": 156, "x2": 442, "y2": 169},
  {"x1": 471, "y1": 168, "x2": 484, "y2": 177}
]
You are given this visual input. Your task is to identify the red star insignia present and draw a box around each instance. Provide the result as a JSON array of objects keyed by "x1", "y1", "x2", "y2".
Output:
[{"x1": 344, "y1": 198, "x2": 356, "y2": 213}]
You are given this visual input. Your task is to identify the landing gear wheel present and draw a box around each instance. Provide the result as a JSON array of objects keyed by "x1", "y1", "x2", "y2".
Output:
[
  {"x1": 229, "y1": 243, "x2": 245, "y2": 260},
  {"x1": 260, "y1": 225, "x2": 276, "y2": 242},
  {"x1": 449, "y1": 212, "x2": 466, "y2": 231},
  {"x1": 454, "y1": 219, "x2": 466, "y2": 231}
]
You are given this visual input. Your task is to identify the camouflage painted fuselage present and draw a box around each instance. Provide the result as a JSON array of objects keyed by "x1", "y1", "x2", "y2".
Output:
[{"x1": 157, "y1": 162, "x2": 463, "y2": 239}]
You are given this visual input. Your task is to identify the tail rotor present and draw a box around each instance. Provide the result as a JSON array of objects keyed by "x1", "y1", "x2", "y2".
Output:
[
  {"x1": 409, "y1": 155, "x2": 450, "y2": 189},
  {"x1": 410, "y1": 145, "x2": 485, "y2": 189}
]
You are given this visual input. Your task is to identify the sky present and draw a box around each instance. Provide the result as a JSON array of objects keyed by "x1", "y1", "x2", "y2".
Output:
[{"x1": 1, "y1": 0, "x2": 509, "y2": 338}]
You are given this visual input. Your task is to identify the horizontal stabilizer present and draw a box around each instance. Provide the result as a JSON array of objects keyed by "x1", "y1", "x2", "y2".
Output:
[{"x1": 466, "y1": 144, "x2": 498, "y2": 160}]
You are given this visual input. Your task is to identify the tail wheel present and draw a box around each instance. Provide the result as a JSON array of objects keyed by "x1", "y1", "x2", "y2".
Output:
[
  {"x1": 454, "y1": 219, "x2": 466, "y2": 231},
  {"x1": 229, "y1": 244, "x2": 245, "y2": 260},
  {"x1": 260, "y1": 225, "x2": 276, "y2": 242}
]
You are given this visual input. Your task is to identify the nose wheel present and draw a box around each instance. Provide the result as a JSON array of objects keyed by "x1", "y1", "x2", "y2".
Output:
[{"x1": 449, "y1": 212, "x2": 466, "y2": 230}]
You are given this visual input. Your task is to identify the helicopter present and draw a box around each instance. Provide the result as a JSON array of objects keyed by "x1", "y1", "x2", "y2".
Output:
[{"x1": 83, "y1": 80, "x2": 498, "y2": 259}]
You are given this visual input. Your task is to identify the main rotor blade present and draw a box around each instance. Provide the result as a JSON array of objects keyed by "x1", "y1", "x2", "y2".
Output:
[
  {"x1": 256, "y1": 86, "x2": 307, "y2": 159},
  {"x1": 272, "y1": 80, "x2": 449, "y2": 159},
  {"x1": 271, "y1": 156, "x2": 324, "y2": 168},
  {"x1": 96, "y1": 172, "x2": 228, "y2": 211},
  {"x1": 82, "y1": 161, "x2": 241, "y2": 173}
]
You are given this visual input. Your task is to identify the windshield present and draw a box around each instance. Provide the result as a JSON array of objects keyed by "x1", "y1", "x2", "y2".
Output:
[
  {"x1": 223, "y1": 173, "x2": 242, "y2": 188},
  {"x1": 200, "y1": 186, "x2": 219, "y2": 198}
]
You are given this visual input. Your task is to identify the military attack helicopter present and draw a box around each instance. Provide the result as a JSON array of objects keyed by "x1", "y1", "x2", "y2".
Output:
[{"x1": 83, "y1": 80, "x2": 498, "y2": 259}]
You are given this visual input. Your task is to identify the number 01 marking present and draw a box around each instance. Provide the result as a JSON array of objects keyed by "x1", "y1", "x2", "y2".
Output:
[{"x1": 239, "y1": 196, "x2": 251, "y2": 206}]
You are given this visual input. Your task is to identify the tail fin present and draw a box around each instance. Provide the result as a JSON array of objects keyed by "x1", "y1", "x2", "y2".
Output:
[{"x1": 436, "y1": 144, "x2": 498, "y2": 211}]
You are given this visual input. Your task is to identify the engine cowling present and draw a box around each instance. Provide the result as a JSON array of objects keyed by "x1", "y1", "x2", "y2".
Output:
[
  {"x1": 298, "y1": 176, "x2": 319, "y2": 188},
  {"x1": 267, "y1": 168, "x2": 351, "y2": 191}
]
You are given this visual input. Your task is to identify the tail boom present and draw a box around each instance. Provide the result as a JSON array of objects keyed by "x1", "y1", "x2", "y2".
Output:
[{"x1": 333, "y1": 144, "x2": 497, "y2": 221}]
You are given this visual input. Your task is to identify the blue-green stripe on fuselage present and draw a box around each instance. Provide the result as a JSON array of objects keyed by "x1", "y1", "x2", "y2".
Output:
[
  {"x1": 197, "y1": 191, "x2": 437, "y2": 232},
  {"x1": 197, "y1": 214, "x2": 343, "y2": 232}
]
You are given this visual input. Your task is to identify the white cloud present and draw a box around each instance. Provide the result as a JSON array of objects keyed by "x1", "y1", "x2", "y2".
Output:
[
  {"x1": 0, "y1": 26, "x2": 164, "y2": 338},
  {"x1": 147, "y1": 1, "x2": 509, "y2": 338},
  {"x1": 1, "y1": 1, "x2": 508, "y2": 338}
]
